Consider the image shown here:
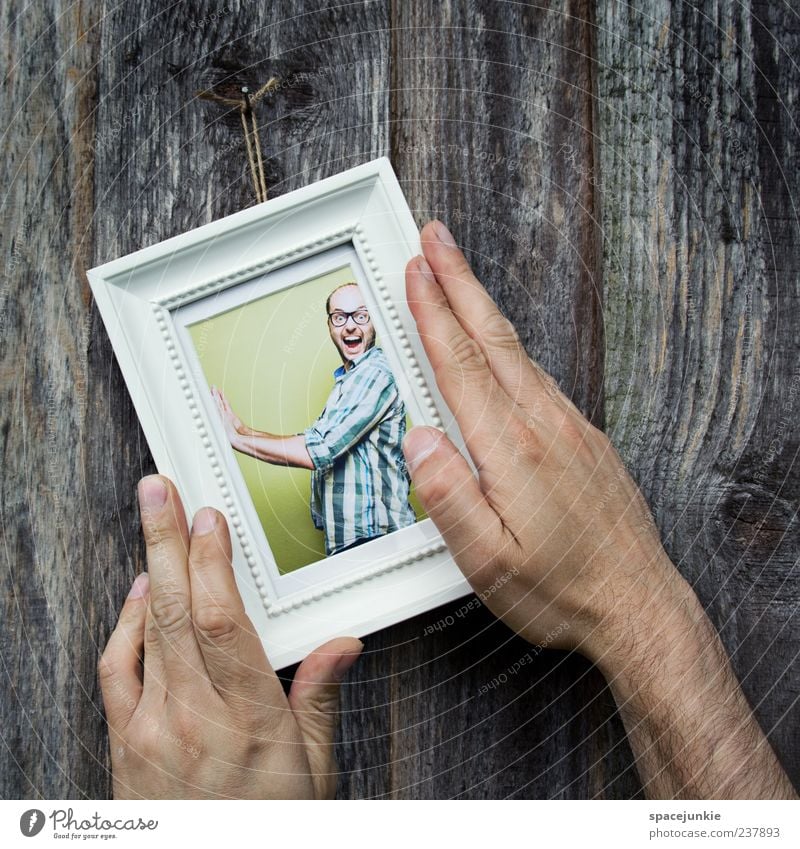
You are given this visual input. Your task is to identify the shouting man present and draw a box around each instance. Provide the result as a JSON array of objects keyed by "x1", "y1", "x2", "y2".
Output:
[{"x1": 213, "y1": 281, "x2": 416, "y2": 556}]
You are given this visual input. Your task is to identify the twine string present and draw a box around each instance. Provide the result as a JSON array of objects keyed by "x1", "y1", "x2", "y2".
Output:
[
  {"x1": 239, "y1": 98, "x2": 262, "y2": 202},
  {"x1": 197, "y1": 77, "x2": 278, "y2": 203}
]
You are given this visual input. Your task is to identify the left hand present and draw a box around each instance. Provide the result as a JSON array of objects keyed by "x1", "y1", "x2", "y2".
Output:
[
  {"x1": 211, "y1": 386, "x2": 244, "y2": 445},
  {"x1": 99, "y1": 475, "x2": 362, "y2": 799}
]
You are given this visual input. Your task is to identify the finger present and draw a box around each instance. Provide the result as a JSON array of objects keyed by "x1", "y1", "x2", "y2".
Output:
[
  {"x1": 405, "y1": 255, "x2": 526, "y2": 475},
  {"x1": 141, "y1": 602, "x2": 169, "y2": 704},
  {"x1": 401, "y1": 426, "x2": 510, "y2": 575},
  {"x1": 288, "y1": 637, "x2": 363, "y2": 799},
  {"x1": 138, "y1": 475, "x2": 208, "y2": 690},
  {"x1": 98, "y1": 573, "x2": 149, "y2": 732},
  {"x1": 419, "y1": 220, "x2": 577, "y2": 420},
  {"x1": 188, "y1": 507, "x2": 285, "y2": 705}
]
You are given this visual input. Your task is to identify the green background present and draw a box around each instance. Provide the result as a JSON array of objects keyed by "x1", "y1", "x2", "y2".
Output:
[{"x1": 188, "y1": 264, "x2": 424, "y2": 574}]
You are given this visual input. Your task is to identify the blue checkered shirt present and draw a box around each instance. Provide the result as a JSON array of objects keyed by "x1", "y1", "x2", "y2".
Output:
[{"x1": 303, "y1": 346, "x2": 416, "y2": 555}]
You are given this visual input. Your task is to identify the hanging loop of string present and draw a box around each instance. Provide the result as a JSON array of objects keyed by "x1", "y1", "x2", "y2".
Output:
[{"x1": 196, "y1": 78, "x2": 279, "y2": 203}]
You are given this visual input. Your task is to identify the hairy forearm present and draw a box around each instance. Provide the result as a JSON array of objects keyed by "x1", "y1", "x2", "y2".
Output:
[
  {"x1": 592, "y1": 564, "x2": 797, "y2": 799},
  {"x1": 231, "y1": 430, "x2": 314, "y2": 470}
]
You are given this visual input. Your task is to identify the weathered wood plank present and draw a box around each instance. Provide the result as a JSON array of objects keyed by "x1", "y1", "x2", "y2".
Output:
[
  {"x1": 383, "y1": 0, "x2": 638, "y2": 799},
  {"x1": 595, "y1": 0, "x2": 800, "y2": 790},
  {"x1": 93, "y1": 0, "x2": 395, "y2": 802},
  {"x1": 0, "y1": 0, "x2": 103, "y2": 799}
]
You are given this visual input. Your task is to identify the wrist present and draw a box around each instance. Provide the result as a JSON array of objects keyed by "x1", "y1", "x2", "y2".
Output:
[
  {"x1": 594, "y1": 564, "x2": 727, "y2": 715},
  {"x1": 583, "y1": 549, "x2": 702, "y2": 679}
]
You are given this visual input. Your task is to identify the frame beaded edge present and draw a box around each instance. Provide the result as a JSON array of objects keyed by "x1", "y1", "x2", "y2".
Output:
[{"x1": 154, "y1": 226, "x2": 448, "y2": 618}]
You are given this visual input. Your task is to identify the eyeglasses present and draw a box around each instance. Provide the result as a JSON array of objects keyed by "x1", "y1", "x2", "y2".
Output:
[{"x1": 328, "y1": 309, "x2": 370, "y2": 327}]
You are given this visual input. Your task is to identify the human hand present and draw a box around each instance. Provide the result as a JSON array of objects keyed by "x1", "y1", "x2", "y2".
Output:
[
  {"x1": 98, "y1": 475, "x2": 362, "y2": 799},
  {"x1": 401, "y1": 221, "x2": 685, "y2": 665},
  {"x1": 211, "y1": 386, "x2": 244, "y2": 446}
]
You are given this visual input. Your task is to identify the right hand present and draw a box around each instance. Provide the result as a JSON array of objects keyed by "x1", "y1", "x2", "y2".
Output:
[{"x1": 401, "y1": 221, "x2": 686, "y2": 663}]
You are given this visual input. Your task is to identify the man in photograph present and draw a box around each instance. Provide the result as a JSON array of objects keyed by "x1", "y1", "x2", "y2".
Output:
[{"x1": 212, "y1": 281, "x2": 417, "y2": 556}]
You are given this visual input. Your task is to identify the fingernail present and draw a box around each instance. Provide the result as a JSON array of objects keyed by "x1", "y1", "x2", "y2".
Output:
[
  {"x1": 193, "y1": 507, "x2": 218, "y2": 536},
  {"x1": 333, "y1": 643, "x2": 363, "y2": 681},
  {"x1": 433, "y1": 220, "x2": 457, "y2": 248},
  {"x1": 128, "y1": 572, "x2": 150, "y2": 600},
  {"x1": 138, "y1": 476, "x2": 167, "y2": 512},
  {"x1": 415, "y1": 256, "x2": 436, "y2": 284},
  {"x1": 402, "y1": 426, "x2": 442, "y2": 474}
]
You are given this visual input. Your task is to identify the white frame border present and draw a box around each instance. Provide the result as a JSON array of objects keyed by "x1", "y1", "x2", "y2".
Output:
[
  {"x1": 170, "y1": 241, "x2": 446, "y2": 606},
  {"x1": 88, "y1": 158, "x2": 472, "y2": 669}
]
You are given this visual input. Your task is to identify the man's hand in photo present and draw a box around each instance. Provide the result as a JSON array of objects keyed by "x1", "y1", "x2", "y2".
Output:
[
  {"x1": 98, "y1": 475, "x2": 362, "y2": 799},
  {"x1": 211, "y1": 385, "x2": 245, "y2": 446}
]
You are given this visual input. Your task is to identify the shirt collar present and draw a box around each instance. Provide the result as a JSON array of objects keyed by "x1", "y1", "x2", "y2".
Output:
[{"x1": 334, "y1": 345, "x2": 379, "y2": 380}]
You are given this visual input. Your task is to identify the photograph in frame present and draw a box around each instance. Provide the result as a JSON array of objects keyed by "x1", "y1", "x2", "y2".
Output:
[{"x1": 173, "y1": 246, "x2": 427, "y2": 577}]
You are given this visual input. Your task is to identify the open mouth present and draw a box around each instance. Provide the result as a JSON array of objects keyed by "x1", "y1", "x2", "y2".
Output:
[{"x1": 343, "y1": 335, "x2": 362, "y2": 353}]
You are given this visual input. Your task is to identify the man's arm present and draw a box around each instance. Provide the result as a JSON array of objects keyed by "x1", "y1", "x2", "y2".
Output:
[
  {"x1": 400, "y1": 220, "x2": 797, "y2": 799},
  {"x1": 224, "y1": 364, "x2": 397, "y2": 472},
  {"x1": 211, "y1": 386, "x2": 314, "y2": 469},
  {"x1": 231, "y1": 431, "x2": 315, "y2": 469},
  {"x1": 592, "y1": 560, "x2": 796, "y2": 798}
]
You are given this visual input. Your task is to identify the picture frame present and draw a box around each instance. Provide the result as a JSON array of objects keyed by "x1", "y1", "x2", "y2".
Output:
[{"x1": 87, "y1": 157, "x2": 472, "y2": 669}]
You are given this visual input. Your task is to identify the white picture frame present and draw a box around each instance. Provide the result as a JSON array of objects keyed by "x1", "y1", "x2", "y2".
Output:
[{"x1": 87, "y1": 157, "x2": 472, "y2": 669}]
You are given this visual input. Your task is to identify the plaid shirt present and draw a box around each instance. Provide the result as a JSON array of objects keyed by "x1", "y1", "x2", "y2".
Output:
[{"x1": 303, "y1": 346, "x2": 416, "y2": 555}]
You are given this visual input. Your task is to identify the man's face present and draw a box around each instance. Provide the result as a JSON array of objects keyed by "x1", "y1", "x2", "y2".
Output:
[{"x1": 328, "y1": 284, "x2": 375, "y2": 366}]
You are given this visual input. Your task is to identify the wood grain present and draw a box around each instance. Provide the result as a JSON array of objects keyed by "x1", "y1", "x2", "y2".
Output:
[
  {"x1": 379, "y1": 0, "x2": 635, "y2": 799},
  {"x1": 1, "y1": 0, "x2": 104, "y2": 798},
  {"x1": 595, "y1": 0, "x2": 800, "y2": 788},
  {"x1": 1, "y1": 0, "x2": 797, "y2": 799}
]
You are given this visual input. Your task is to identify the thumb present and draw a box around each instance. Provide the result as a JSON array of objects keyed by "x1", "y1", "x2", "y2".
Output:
[
  {"x1": 288, "y1": 636, "x2": 363, "y2": 798},
  {"x1": 402, "y1": 426, "x2": 501, "y2": 564}
]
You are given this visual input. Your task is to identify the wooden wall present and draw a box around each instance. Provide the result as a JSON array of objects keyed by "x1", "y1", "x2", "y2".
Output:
[{"x1": 1, "y1": 0, "x2": 797, "y2": 798}]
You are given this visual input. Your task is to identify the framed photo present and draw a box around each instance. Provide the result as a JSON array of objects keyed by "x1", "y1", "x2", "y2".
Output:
[{"x1": 88, "y1": 158, "x2": 471, "y2": 669}]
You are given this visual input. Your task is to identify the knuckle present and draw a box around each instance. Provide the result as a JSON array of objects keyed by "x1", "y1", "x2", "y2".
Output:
[
  {"x1": 140, "y1": 507, "x2": 168, "y2": 541},
  {"x1": 503, "y1": 410, "x2": 529, "y2": 443},
  {"x1": 191, "y1": 536, "x2": 231, "y2": 572},
  {"x1": 302, "y1": 687, "x2": 341, "y2": 720},
  {"x1": 141, "y1": 508, "x2": 184, "y2": 551},
  {"x1": 482, "y1": 311, "x2": 522, "y2": 353},
  {"x1": 446, "y1": 253, "x2": 474, "y2": 280},
  {"x1": 193, "y1": 602, "x2": 241, "y2": 647},
  {"x1": 97, "y1": 651, "x2": 117, "y2": 685},
  {"x1": 419, "y1": 468, "x2": 458, "y2": 513},
  {"x1": 556, "y1": 415, "x2": 593, "y2": 452},
  {"x1": 149, "y1": 591, "x2": 191, "y2": 636},
  {"x1": 519, "y1": 436, "x2": 546, "y2": 467},
  {"x1": 446, "y1": 333, "x2": 487, "y2": 375},
  {"x1": 168, "y1": 711, "x2": 201, "y2": 753}
]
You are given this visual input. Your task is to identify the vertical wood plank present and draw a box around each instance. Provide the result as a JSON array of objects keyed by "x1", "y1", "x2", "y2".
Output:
[
  {"x1": 92, "y1": 0, "x2": 394, "y2": 802},
  {"x1": 382, "y1": 0, "x2": 637, "y2": 798},
  {"x1": 595, "y1": 0, "x2": 800, "y2": 790},
  {"x1": 0, "y1": 1, "x2": 103, "y2": 798}
]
